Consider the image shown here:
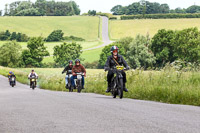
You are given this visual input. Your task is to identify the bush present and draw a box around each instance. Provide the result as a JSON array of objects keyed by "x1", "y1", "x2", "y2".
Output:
[
  {"x1": 82, "y1": 61, "x2": 99, "y2": 69},
  {"x1": 109, "y1": 17, "x2": 117, "y2": 20},
  {"x1": 46, "y1": 30, "x2": 64, "y2": 42},
  {"x1": 63, "y1": 35, "x2": 85, "y2": 41},
  {"x1": 121, "y1": 13, "x2": 200, "y2": 20},
  {"x1": 0, "y1": 30, "x2": 29, "y2": 42}
]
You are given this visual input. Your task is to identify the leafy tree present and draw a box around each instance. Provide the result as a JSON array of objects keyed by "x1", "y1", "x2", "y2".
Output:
[
  {"x1": 150, "y1": 29, "x2": 176, "y2": 67},
  {"x1": 53, "y1": 42, "x2": 82, "y2": 66},
  {"x1": 22, "y1": 37, "x2": 49, "y2": 67},
  {"x1": 88, "y1": 10, "x2": 96, "y2": 16},
  {"x1": 173, "y1": 27, "x2": 200, "y2": 63},
  {"x1": 0, "y1": 41, "x2": 23, "y2": 67},
  {"x1": 46, "y1": 30, "x2": 64, "y2": 42},
  {"x1": 111, "y1": 5, "x2": 124, "y2": 15},
  {"x1": 127, "y1": 34, "x2": 155, "y2": 69},
  {"x1": 186, "y1": 5, "x2": 200, "y2": 13}
]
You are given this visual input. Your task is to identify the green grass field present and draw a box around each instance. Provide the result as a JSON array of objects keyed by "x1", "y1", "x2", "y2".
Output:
[
  {"x1": 0, "y1": 16, "x2": 100, "y2": 41},
  {"x1": 109, "y1": 18, "x2": 200, "y2": 40}
]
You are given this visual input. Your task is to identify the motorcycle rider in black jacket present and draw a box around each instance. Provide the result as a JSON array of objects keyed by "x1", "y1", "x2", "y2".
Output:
[
  {"x1": 62, "y1": 60, "x2": 73, "y2": 88},
  {"x1": 104, "y1": 46, "x2": 130, "y2": 93}
]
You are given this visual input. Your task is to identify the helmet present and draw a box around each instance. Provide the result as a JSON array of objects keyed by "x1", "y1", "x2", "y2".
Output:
[
  {"x1": 68, "y1": 60, "x2": 73, "y2": 64},
  {"x1": 9, "y1": 71, "x2": 12, "y2": 74},
  {"x1": 110, "y1": 46, "x2": 119, "y2": 53},
  {"x1": 75, "y1": 59, "x2": 80, "y2": 63},
  {"x1": 32, "y1": 69, "x2": 34, "y2": 72}
]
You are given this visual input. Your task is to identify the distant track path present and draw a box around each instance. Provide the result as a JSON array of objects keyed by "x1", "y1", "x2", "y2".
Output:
[
  {"x1": 83, "y1": 16, "x2": 113, "y2": 51},
  {"x1": 0, "y1": 75, "x2": 200, "y2": 133}
]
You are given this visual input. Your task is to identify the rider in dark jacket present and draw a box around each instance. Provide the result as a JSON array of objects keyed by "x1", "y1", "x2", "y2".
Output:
[
  {"x1": 104, "y1": 46, "x2": 130, "y2": 93},
  {"x1": 62, "y1": 60, "x2": 73, "y2": 88}
]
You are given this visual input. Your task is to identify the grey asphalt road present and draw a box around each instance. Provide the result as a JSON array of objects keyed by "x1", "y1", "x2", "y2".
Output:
[
  {"x1": 0, "y1": 75, "x2": 200, "y2": 133},
  {"x1": 83, "y1": 16, "x2": 113, "y2": 51}
]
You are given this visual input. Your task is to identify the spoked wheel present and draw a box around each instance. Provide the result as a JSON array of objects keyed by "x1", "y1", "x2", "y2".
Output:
[
  {"x1": 112, "y1": 78, "x2": 117, "y2": 98},
  {"x1": 77, "y1": 80, "x2": 82, "y2": 93},
  {"x1": 32, "y1": 82, "x2": 35, "y2": 90},
  {"x1": 118, "y1": 79, "x2": 123, "y2": 99}
]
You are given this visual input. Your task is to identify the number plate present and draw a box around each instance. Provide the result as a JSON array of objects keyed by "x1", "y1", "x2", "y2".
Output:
[{"x1": 77, "y1": 75, "x2": 82, "y2": 79}]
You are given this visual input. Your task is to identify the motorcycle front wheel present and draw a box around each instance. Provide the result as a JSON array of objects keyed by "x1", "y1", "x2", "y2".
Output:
[
  {"x1": 77, "y1": 80, "x2": 82, "y2": 93},
  {"x1": 118, "y1": 79, "x2": 123, "y2": 99}
]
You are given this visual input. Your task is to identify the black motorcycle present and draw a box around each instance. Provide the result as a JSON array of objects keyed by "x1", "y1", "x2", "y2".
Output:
[
  {"x1": 106, "y1": 66, "x2": 127, "y2": 99},
  {"x1": 74, "y1": 72, "x2": 84, "y2": 93},
  {"x1": 29, "y1": 76, "x2": 37, "y2": 90},
  {"x1": 67, "y1": 70, "x2": 73, "y2": 92},
  {"x1": 9, "y1": 77, "x2": 16, "y2": 87}
]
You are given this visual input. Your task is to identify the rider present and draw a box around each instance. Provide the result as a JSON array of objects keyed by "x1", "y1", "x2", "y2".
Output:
[
  {"x1": 8, "y1": 71, "x2": 16, "y2": 85},
  {"x1": 71, "y1": 59, "x2": 86, "y2": 89},
  {"x1": 104, "y1": 46, "x2": 130, "y2": 93},
  {"x1": 62, "y1": 60, "x2": 73, "y2": 88},
  {"x1": 28, "y1": 69, "x2": 38, "y2": 88}
]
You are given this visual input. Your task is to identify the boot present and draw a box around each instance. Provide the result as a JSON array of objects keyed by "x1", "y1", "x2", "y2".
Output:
[
  {"x1": 106, "y1": 83, "x2": 111, "y2": 93},
  {"x1": 65, "y1": 84, "x2": 68, "y2": 89},
  {"x1": 123, "y1": 83, "x2": 128, "y2": 92}
]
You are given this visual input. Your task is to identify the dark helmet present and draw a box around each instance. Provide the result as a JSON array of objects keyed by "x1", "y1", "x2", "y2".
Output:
[
  {"x1": 110, "y1": 46, "x2": 119, "y2": 53},
  {"x1": 32, "y1": 69, "x2": 34, "y2": 72},
  {"x1": 68, "y1": 60, "x2": 73, "y2": 64},
  {"x1": 75, "y1": 59, "x2": 80, "y2": 63}
]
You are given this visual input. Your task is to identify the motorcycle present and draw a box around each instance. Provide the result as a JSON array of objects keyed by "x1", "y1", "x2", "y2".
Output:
[
  {"x1": 9, "y1": 77, "x2": 16, "y2": 87},
  {"x1": 74, "y1": 72, "x2": 84, "y2": 93},
  {"x1": 106, "y1": 66, "x2": 127, "y2": 99},
  {"x1": 67, "y1": 70, "x2": 73, "y2": 92},
  {"x1": 29, "y1": 76, "x2": 37, "y2": 90}
]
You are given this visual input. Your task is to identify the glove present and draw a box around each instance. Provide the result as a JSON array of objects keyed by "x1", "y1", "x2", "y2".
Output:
[
  {"x1": 104, "y1": 67, "x2": 110, "y2": 71},
  {"x1": 126, "y1": 66, "x2": 130, "y2": 70}
]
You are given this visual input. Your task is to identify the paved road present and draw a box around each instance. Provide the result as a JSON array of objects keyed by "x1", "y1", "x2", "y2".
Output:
[
  {"x1": 84, "y1": 16, "x2": 113, "y2": 51},
  {"x1": 0, "y1": 75, "x2": 200, "y2": 133}
]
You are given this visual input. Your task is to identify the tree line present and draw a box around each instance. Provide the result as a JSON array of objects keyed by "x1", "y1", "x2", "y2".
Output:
[
  {"x1": 4, "y1": 0, "x2": 80, "y2": 16},
  {"x1": 111, "y1": 0, "x2": 200, "y2": 15}
]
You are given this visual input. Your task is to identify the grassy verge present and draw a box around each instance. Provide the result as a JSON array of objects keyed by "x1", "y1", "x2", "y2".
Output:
[{"x1": 1, "y1": 66, "x2": 200, "y2": 106}]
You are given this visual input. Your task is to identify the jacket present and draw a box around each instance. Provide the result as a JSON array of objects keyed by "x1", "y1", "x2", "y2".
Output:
[
  {"x1": 72, "y1": 64, "x2": 86, "y2": 74},
  {"x1": 104, "y1": 54, "x2": 128, "y2": 69},
  {"x1": 62, "y1": 65, "x2": 73, "y2": 75}
]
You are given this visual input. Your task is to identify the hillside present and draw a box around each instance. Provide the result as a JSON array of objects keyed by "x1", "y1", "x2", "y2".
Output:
[{"x1": 0, "y1": 16, "x2": 100, "y2": 41}]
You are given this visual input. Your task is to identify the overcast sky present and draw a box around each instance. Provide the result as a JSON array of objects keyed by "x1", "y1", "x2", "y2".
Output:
[{"x1": 0, "y1": 0, "x2": 200, "y2": 14}]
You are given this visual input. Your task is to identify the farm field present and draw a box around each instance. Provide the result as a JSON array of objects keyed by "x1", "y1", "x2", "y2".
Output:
[
  {"x1": 109, "y1": 18, "x2": 200, "y2": 40},
  {"x1": 0, "y1": 16, "x2": 100, "y2": 41}
]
